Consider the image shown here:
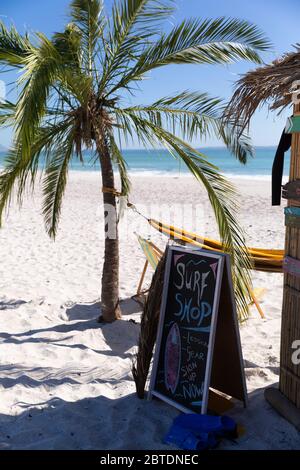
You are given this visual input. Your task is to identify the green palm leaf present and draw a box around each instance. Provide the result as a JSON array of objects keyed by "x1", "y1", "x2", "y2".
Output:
[
  {"x1": 0, "y1": 100, "x2": 16, "y2": 127},
  {"x1": 107, "y1": 16, "x2": 271, "y2": 95},
  {"x1": 119, "y1": 92, "x2": 222, "y2": 139},
  {"x1": 117, "y1": 91, "x2": 254, "y2": 162},
  {"x1": 100, "y1": 1, "x2": 175, "y2": 93},
  {"x1": 70, "y1": 0, "x2": 105, "y2": 73},
  {"x1": 0, "y1": 146, "x2": 24, "y2": 226},
  {"x1": 0, "y1": 22, "x2": 30, "y2": 66},
  {"x1": 0, "y1": 118, "x2": 73, "y2": 227},
  {"x1": 109, "y1": 134, "x2": 131, "y2": 196},
  {"x1": 42, "y1": 131, "x2": 75, "y2": 238},
  {"x1": 15, "y1": 35, "x2": 64, "y2": 158},
  {"x1": 114, "y1": 112, "x2": 252, "y2": 319}
]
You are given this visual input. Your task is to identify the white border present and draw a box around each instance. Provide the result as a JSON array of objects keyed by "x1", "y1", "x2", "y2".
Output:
[
  {"x1": 200, "y1": 254, "x2": 224, "y2": 413},
  {"x1": 147, "y1": 243, "x2": 174, "y2": 397}
]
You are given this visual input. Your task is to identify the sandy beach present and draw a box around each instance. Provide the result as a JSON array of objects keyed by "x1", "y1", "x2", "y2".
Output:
[{"x1": 0, "y1": 171, "x2": 299, "y2": 450}]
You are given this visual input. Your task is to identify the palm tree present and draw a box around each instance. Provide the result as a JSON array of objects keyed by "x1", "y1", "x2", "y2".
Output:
[{"x1": 0, "y1": 0, "x2": 270, "y2": 322}]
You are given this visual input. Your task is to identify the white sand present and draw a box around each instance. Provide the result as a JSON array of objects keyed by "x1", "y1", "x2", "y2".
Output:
[{"x1": 0, "y1": 171, "x2": 299, "y2": 449}]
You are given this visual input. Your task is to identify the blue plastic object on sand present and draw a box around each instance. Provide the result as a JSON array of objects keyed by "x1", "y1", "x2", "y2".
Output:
[
  {"x1": 174, "y1": 414, "x2": 238, "y2": 439},
  {"x1": 164, "y1": 424, "x2": 218, "y2": 451},
  {"x1": 164, "y1": 414, "x2": 238, "y2": 450}
]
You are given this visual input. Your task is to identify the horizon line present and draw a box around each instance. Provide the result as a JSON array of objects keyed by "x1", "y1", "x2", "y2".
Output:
[{"x1": 0, "y1": 144, "x2": 280, "y2": 152}]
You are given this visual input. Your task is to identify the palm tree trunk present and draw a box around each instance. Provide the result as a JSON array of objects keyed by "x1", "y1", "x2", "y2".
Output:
[{"x1": 96, "y1": 129, "x2": 121, "y2": 322}]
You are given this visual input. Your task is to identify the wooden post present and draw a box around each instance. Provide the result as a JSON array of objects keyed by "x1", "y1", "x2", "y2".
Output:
[
  {"x1": 137, "y1": 260, "x2": 149, "y2": 295},
  {"x1": 279, "y1": 104, "x2": 300, "y2": 407},
  {"x1": 265, "y1": 103, "x2": 300, "y2": 427}
]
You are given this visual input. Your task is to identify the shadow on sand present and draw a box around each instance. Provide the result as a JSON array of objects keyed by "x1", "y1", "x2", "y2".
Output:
[
  {"x1": 65, "y1": 297, "x2": 142, "y2": 322},
  {"x1": 1, "y1": 297, "x2": 297, "y2": 449},
  {"x1": 0, "y1": 299, "x2": 28, "y2": 310},
  {"x1": 0, "y1": 392, "x2": 177, "y2": 450},
  {"x1": 0, "y1": 385, "x2": 299, "y2": 450}
]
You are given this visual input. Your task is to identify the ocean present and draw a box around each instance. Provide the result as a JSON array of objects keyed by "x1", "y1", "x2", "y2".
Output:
[{"x1": 0, "y1": 146, "x2": 290, "y2": 179}]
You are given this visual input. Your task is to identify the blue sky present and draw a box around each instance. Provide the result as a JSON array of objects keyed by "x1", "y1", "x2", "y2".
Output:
[{"x1": 0, "y1": 0, "x2": 299, "y2": 149}]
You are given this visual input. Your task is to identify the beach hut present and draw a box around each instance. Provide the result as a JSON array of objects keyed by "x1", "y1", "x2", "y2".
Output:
[{"x1": 226, "y1": 46, "x2": 300, "y2": 428}]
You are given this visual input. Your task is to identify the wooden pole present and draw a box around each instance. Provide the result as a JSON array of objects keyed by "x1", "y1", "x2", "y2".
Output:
[
  {"x1": 279, "y1": 103, "x2": 300, "y2": 407},
  {"x1": 265, "y1": 102, "x2": 300, "y2": 425},
  {"x1": 249, "y1": 288, "x2": 265, "y2": 319},
  {"x1": 137, "y1": 260, "x2": 149, "y2": 295}
]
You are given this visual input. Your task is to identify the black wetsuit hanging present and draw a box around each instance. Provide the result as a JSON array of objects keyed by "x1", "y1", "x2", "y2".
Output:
[{"x1": 272, "y1": 130, "x2": 291, "y2": 206}]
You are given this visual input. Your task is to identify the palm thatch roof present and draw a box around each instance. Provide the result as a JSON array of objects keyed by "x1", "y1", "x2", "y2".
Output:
[{"x1": 226, "y1": 45, "x2": 300, "y2": 130}]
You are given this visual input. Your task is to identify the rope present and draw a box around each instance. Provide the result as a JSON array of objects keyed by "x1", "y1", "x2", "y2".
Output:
[
  {"x1": 127, "y1": 202, "x2": 149, "y2": 221},
  {"x1": 102, "y1": 186, "x2": 149, "y2": 221},
  {"x1": 102, "y1": 186, "x2": 124, "y2": 197}
]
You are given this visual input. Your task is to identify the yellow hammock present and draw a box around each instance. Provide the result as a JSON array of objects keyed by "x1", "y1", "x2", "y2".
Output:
[{"x1": 148, "y1": 219, "x2": 283, "y2": 273}]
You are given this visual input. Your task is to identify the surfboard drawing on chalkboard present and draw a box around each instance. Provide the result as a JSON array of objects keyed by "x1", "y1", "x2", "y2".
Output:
[{"x1": 164, "y1": 322, "x2": 181, "y2": 394}]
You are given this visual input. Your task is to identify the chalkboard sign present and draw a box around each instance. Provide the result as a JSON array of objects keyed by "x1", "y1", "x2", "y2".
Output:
[{"x1": 148, "y1": 245, "x2": 247, "y2": 414}]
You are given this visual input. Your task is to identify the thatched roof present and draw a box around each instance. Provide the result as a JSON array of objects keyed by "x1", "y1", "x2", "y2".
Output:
[{"x1": 226, "y1": 45, "x2": 300, "y2": 130}]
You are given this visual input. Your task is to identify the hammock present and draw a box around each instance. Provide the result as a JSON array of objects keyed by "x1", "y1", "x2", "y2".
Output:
[{"x1": 148, "y1": 219, "x2": 283, "y2": 273}]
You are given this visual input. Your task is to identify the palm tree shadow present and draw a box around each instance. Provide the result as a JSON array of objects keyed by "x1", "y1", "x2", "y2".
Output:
[
  {"x1": 1, "y1": 386, "x2": 300, "y2": 450},
  {"x1": 0, "y1": 297, "x2": 141, "y2": 358},
  {"x1": 0, "y1": 393, "x2": 176, "y2": 450},
  {"x1": 0, "y1": 319, "x2": 101, "y2": 339},
  {"x1": 65, "y1": 301, "x2": 101, "y2": 321},
  {"x1": 0, "y1": 299, "x2": 27, "y2": 310},
  {"x1": 0, "y1": 362, "x2": 129, "y2": 391},
  {"x1": 65, "y1": 297, "x2": 142, "y2": 321},
  {"x1": 62, "y1": 298, "x2": 142, "y2": 356},
  {"x1": 100, "y1": 319, "x2": 139, "y2": 357}
]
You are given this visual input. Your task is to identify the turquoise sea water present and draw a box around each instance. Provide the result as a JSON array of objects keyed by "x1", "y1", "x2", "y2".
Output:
[{"x1": 0, "y1": 146, "x2": 290, "y2": 178}]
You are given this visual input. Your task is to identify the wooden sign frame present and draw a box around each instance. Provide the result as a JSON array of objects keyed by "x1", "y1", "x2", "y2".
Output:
[{"x1": 148, "y1": 244, "x2": 247, "y2": 414}]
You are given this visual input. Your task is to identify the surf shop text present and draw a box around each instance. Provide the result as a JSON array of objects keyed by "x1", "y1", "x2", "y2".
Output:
[{"x1": 174, "y1": 262, "x2": 211, "y2": 326}]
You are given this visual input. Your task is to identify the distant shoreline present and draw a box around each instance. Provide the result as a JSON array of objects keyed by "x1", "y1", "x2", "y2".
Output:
[
  {"x1": 0, "y1": 167, "x2": 286, "y2": 180},
  {"x1": 0, "y1": 146, "x2": 289, "y2": 179}
]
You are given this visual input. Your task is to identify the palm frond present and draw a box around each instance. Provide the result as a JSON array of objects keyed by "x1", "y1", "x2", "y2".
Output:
[
  {"x1": 0, "y1": 146, "x2": 24, "y2": 226},
  {"x1": 99, "y1": 0, "x2": 175, "y2": 93},
  {"x1": 219, "y1": 123, "x2": 253, "y2": 164},
  {"x1": 111, "y1": 0, "x2": 175, "y2": 36},
  {"x1": 114, "y1": 112, "x2": 252, "y2": 319},
  {"x1": 58, "y1": 69, "x2": 94, "y2": 106},
  {"x1": 0, "y1": 118, "x2": 74, "y2": 228},
  {"x1": 28, "y1": 119, "x2": 75, "y2": 175},
  {"x1": 107, "y1": 16, "x2": 271, "y2": 95},
  {"x1": 118, "y1": 92, "x2": 222, "y2": 140},
  {"x1": 53, "y1": 22, "x2": 83, "y2": 68},
  {"x1": 116, "y1": 92, "x2": 254, "y2": 163},
  {"x1": 0, "y1": 100, "x2": 16, "y2": 127},
  {"x1": 109, "y1": 134, "x2": 131, "y2": 196},
  {"x1": 70, "y1": 0, "x2": 105, "y2": 73},
  {"x1": 0, "y1": 22, "x2": 30, "y2": 67},
  {"x1": 52, "y1": 23, "x2": 94, "y2": 105},
  {"x1": 42, "y1": 131, "x2": 75, "y2": 238},
  {"x1": 15, "y1": 34, "x2": 64, "y2": 158}
]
